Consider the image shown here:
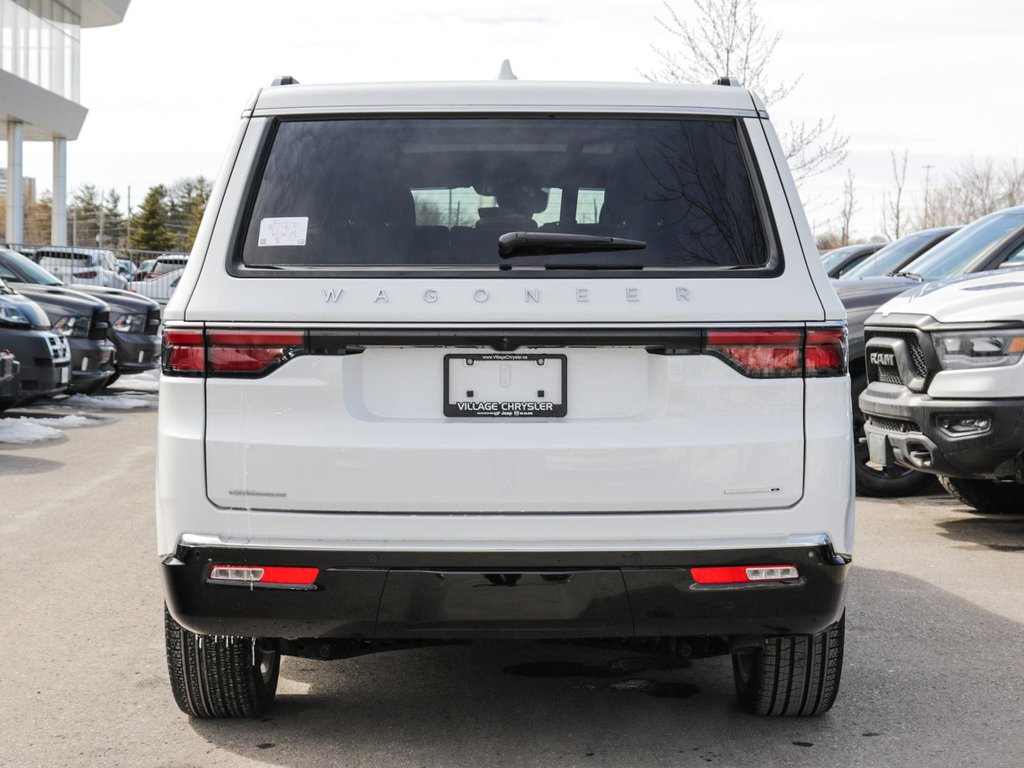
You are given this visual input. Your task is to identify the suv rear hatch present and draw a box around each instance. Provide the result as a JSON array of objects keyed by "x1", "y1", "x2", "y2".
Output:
[{"x1": 186, "y1": 110, "x2": 833, "y2": 514}]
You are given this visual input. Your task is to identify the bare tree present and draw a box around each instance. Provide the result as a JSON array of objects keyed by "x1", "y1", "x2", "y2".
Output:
[
  {"x1": 916, "y1": 157, "x2": 1024, "y2": 229},
  {"x1": 881, "y1": 150, "x2": 909, "y2": 240},
  {"x1": 839, "y1": 170, "x2": 858, "y2": 246},
  {"x1": 644, "y1": 0, "x2": 848, "y2": 184}
]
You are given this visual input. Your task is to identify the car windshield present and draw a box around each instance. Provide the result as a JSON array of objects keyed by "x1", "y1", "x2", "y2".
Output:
[
  {"x1": 0, "y1": 249, "x2": 63, "y2": 286},
  {"x1": 820, "y1": 245, "x2": 866, "y2": 273},
  {"x1": 844, "y1": 230, "x2": 949, "y2": 279},
  {"x1": 902, "y1": 211, "x2": 1024, "y2": 280},
  {"x1": 241, "y1": 116, "x2": 772, "y2": 272}
]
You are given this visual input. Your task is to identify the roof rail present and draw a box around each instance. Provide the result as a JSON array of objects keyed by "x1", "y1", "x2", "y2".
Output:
[
  {"x1": 497, "y1": 60, "x2": 518, "y2": 81},
  {"x1": 271, "y1": 75, "x2": 300, "y2": 87},
  {"x1": 712, "y1": 76, "x2": 743, "y2": 87}
]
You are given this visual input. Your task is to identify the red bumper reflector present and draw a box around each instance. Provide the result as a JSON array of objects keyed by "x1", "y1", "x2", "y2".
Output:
[
  {"x1": 209, "y1": 565, "x2": 319, "y2": 585},
  {"x1": 690, "y1": 565, "x2": 798, "y2": 584}
]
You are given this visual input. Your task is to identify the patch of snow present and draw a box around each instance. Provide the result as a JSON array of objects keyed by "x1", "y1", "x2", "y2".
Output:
[
  {"x1": 114, "y1": 369, "x2": 160, "y2": 392},
  {"x1": 60, "y1": 393, "x2": 154, "y2": 410},
  {"x1": 0, "y1": 420, "x2": 64, "y2": 444},
  {"x1": 18, "y1": 414, "x2": 106, "y2": 428}
]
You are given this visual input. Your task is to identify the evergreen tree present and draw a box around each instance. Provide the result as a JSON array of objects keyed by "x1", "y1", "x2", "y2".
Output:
[
  {"x1": 68, "y1": 184, "x2": 102, "y2": 246},
  {"x1": 102, "y1": 189, "x2": 126, "y2": 247},
  {"x1": 130, "y1": 184, "x2": 174, "y2": 251}
]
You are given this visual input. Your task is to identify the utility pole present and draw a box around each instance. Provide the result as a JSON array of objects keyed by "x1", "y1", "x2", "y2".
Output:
[
  {"x1": 923, "y1": 164, "x2": 934, "y2": 226},
  {"x1": 72, "y1": 208, "x2": 77, "y2": 247},
  {"x1": 126, "y1": 184, "x2": 132, "y2": 249}
]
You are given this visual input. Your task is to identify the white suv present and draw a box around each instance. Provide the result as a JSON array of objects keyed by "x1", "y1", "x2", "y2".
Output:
[
  {"x1": 36, "y1": 247, "x2": 128, "y2": 289},
  {"x1": 158, "y1": 78, "x2": 853, "y2": 718}
]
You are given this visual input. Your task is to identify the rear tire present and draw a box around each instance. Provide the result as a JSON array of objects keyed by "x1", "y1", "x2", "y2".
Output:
[
  {"x1": 939, "y1": 476, "x2": 1024, "y2": 515},
  {"x1": 164, "y1": 606, "x2": 279, "y2": 718},
  {"x1": 852, "y1": 374, "x2": 932, "y2": 497},
  {"x1": 732, "y1": 613, "x2": 845, "y2": 716}
]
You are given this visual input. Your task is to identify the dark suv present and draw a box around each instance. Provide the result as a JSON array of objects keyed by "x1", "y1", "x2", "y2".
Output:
[{"x1": 0, "y1": 280, "x2": 71, "y2": 410}]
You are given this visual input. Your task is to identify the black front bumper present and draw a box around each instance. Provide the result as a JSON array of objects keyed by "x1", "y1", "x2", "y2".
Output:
[
  {"x1": 163, "y1": 543, "x2": 849, "y2": 641},
  {"x1": 860, "y1": 383, "x2": 1024, "y2": 478},
  {"x1": 111, "y1": 331, "x2": 161, "y2": 372},
  {"x1": 67, "y1": 338, "x2": 116, "y2": 392}
]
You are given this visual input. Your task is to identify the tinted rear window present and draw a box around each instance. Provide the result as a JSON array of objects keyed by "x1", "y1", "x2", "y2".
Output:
[{"x1": 240, "y1": 117, "x2": 773, "y2": 273}]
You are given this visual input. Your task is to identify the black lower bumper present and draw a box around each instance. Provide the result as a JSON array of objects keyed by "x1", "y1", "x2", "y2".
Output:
[
  {"x1": 163, "y1": 543, "x2": 849, "y2": 641},
  {"x1": 111, "y1": 332, "x2": 160, "y2": 372},
  {"x1": 860, "y1": 384, "x2": 1024, "y2": 478},
  {"x1": 68, "y1": 338, "x2": 116, "y2": 392}
]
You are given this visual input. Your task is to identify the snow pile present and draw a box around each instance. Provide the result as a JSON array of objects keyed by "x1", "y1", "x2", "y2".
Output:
[
  {"x1": 116, "y1": 369, "x2": 160, "y2": 392},
  {"x1": 0, "y1": 420, "x2": 64, "y2": 444},
  {"x1": 20, "y1": 414, "x2": 104, "y2": 428},
  {"x1": 61, "y1": 393, "x2": 154, "y2": 410}
]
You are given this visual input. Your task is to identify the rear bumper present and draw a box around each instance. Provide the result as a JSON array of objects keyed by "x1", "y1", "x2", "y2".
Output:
[
  {"x1": 163, "y1": 541, "x2": 849, "y2": 641},
  {"x1": 860, "y1": 384, "x2": 1024, "y2": 478}
]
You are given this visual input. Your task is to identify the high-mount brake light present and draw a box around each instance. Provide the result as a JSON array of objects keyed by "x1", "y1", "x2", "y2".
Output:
[
  {"x1": 208, "y1": 564, "x2": 319, "y2": 586},
  {"x1": 691, "y1": 565, "x2": 799, "y2": 585},
  {"x1": 704, "y1": 327, "x2": 847, "y2": 378}
]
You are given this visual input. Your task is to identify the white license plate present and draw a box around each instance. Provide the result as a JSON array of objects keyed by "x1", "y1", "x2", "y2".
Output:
[
  {"x1": 445, "y1": 354, "x2": 567, "y2": 418},
  {"x1": 59, "y1": 366, "x2": 69, "y2": 384},
  {"x1": 867, "y1": 431, "x2": 889, "y2": 466}
]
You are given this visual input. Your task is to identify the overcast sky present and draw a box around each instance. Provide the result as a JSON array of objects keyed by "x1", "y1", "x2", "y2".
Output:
[{"x1": 13, "y1": 0, "x2": 1024, "y2": 238}]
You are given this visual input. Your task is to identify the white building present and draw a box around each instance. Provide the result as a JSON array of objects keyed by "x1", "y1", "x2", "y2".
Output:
[{"x1": 1, "y1": 0, "x2": 129, "y2": 245}]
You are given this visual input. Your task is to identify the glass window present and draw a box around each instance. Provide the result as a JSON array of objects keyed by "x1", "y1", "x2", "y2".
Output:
[
  {"x1": 903, "y1": 211, "x2": 1024, "y2": 280},
  {"x1": 241, "y1": 117, "x2": 771, "y2": 273}
]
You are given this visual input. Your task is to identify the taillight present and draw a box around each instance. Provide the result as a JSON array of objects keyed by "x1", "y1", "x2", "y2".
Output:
[
  {"x1": 161, "y1": 328, "x2": 306, "y2": 377},
  {"x1": 690, "y1": 565, "x2": 798, "y2": 585},
  {"x1": 705, "y1": 326, "x2": 847, "y2": 378},
  {"x1": 73, "y1": 270, "x2": 98, "y2": 279},
  {"x1": 208, "y1": 564, "x2": 319, "y2": 587},
  {"x1": 805, "y1": 327, "x2": 848, "y2": 377},
  {"x1": 163, "y1": 330, "x2": 204, "y2": 375},
  {"x1": 208, "y1": 331, "x2": 305, "y2": 374}
]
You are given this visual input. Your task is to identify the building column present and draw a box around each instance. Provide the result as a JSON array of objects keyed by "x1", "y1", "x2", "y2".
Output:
[
  {"x1": 5, "y1": 121, "x2": 24, "y2": 245},
  {"x1": 52, "y1": 138, "x2": 68, "y2": 246}
]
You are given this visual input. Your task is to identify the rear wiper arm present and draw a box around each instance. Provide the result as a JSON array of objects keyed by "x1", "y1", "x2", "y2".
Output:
[
  {"x1": 498, "y1": 231, "x2": 647, "y2": 259},
  {"x1": 891, "y1": 270, "x2": 924, "y2": 281}
]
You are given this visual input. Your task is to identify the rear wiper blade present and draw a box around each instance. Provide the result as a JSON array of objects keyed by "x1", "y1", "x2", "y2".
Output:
[
  {"x1": 891, "y1": 270, "x2": 924, "y2": 280},
  {"x1": 498, "y1": 231, "x2": 647, "y2": 259}
]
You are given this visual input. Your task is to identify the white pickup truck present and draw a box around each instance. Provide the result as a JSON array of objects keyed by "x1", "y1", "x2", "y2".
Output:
[{"x1": 860, "y1": 269, "x2": 1024, "y2": 514}]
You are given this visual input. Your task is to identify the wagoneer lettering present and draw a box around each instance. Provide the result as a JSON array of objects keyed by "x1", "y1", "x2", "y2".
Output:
[{"x1": 158, "y1": 77, "x2": 852, "y2": 720}]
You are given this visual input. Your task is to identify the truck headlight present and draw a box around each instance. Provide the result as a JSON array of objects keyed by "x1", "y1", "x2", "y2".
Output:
[
  {"x1": 112, "y1": 313, "x2": 146, "y2": 333},
  {"x1": 52, "y1": 315, "x2": 91, "y2": 338},
  {"x1": 933, "y1": 331, "x2": 1024, "y2": 370},
  {"x1": 0, "y1": 302, "x2": 31, "y2": 328}
]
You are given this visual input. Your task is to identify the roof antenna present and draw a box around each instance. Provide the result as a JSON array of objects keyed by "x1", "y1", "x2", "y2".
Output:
[{"x1": 497, "y1": 60, "x2": 518, "y2": 81}]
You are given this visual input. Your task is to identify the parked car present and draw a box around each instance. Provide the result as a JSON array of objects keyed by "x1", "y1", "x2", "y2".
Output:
[
  {"x1": 820, "y1": 241, "x2": 886, "y2": 278},
  {"x1": 117, "y1": 259, "x2": 136, "y2": 280},
  {"x1": 132, "y1": 259, "x2": 156, "y2": 281},
  {"x1": 834, "y1": 207, "x2": 1024, "y2": 497},
  {"x1": 133, "y1": 253, "x2": 188, "y2": 281},
  {"x1": 0, "y1": 249, "x2": 162, "y2": 385},
  {"x1": 158, "y1": 77, "x2": 852, "y2": 718},
  {"x1": 35, "y1": 247, "x2": 128, "y2": 289},
  {"x1": 127, "y1": 267, "x2": 182, "y2": 307},
  {"x1": 0, "y1": 279, "x2": 70, "y2": 411},
  {"x1": 859, "y1": 269, "x2": 1024, "y2": 514},
  {"x1": 842, "y1": 226, "x2": 960, "y2": 280}
]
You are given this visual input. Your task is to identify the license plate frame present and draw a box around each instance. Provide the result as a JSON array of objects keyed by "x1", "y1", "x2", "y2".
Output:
[{"x1": 444, "y1": 353, "x2": 567, "y2": 418}]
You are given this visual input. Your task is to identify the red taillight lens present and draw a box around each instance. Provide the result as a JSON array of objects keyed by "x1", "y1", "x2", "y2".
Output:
[
  {"x1": 805, "y1": 328, "x2": 848, "y2": 377},
  {"x1": 163, "y1": 330, "x2": 205, "y2": 375},
  {"x1": 706, "y1": 330, "x2": 803, "y2": 377},
  {"x1": 208, "y1": 564, "x2": 319, "y2": 586},
  {"x1": 691, "y1": 565, "x2": 798, "y2": 585},
  {"x1": 705, "y1": 326, "x2": 847, "y2": 378},
  {"x1": 207, "y1": 331, "x2": 305, "y2": 374},
  {"x1": 73, "y1": 270, "x2": 98, "y2": 279}
]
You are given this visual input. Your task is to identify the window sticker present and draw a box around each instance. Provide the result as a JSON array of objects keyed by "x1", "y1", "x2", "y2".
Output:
[{"x1": 258, "y1": 217, "x2": 308, "y2": 247}]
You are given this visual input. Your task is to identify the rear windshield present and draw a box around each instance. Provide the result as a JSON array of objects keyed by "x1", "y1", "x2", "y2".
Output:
[
  {"x1": 903, "y1": 211, "x2": 1024, "y2": 280},
  {"x1": 843, "y1": 230, "x2": 945, "y2": 278},
  {"x1": 239, "y1": 117, "x2": 773, "y2": 273}
]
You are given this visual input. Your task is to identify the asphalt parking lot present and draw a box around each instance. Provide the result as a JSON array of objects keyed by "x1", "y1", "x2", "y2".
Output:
[{"x1": 2, "y1": 389, "x2": 1023, "y2": 768}]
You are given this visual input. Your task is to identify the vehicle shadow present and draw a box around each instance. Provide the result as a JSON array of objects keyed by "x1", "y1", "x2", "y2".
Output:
[
  {"x1": 0, "y1": 453, "x2": 64, "y2": 475},
  {"x1": 187, "y1": 567, "x2": 1024, "y2": 768},
  {"x1": 935, "y1": 512, "x2": 1024, "y2": 552}
]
